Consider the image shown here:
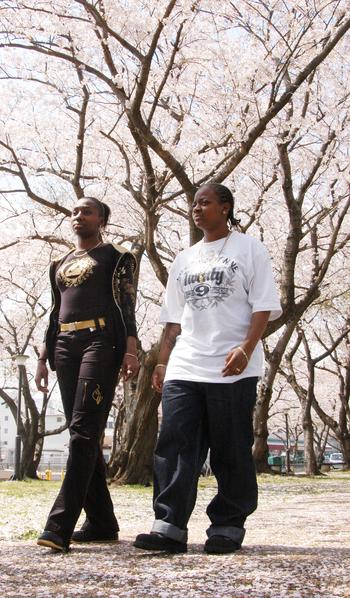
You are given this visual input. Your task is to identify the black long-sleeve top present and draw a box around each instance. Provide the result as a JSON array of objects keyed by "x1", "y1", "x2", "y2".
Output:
[{"x1": 45, "y1": 243, "x2": 137, "y2": 370}]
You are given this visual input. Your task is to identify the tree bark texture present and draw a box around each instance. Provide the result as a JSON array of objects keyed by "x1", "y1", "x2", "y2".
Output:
[{"x1": 109, "y1": 343, "x2": 160, "y2": 485}]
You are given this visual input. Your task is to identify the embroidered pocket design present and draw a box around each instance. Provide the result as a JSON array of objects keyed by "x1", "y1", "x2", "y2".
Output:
[{"x1": 92, "y1": 384, "x2": 103, "y2": 405}]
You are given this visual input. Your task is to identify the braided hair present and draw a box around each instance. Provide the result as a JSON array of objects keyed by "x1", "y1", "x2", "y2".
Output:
[
  {"x1": 84, "y1": 197, "x2": 111, "y2": 227},
  {"x1": 201, "y1": 183, "x2": 240, "y2": 227}
]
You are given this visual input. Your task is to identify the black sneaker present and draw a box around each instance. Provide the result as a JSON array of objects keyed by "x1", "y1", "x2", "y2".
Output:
[
  {"x1": 71, "y1": 528, "x2": 119, "y2": 543},
  {"x1": 133, "y1": 532, "x2": 187, "y2": 553},
  {"x1": 37, "y1": 530, "x2": 70, "y2": 552},
  {"x1": 204, "y1": 535, "x2": 241, "y2": 554}
]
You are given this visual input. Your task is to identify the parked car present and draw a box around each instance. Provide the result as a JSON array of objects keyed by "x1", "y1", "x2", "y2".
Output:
[{"x1": 329, "y1": 452, "x2": 345, "y2": 468}]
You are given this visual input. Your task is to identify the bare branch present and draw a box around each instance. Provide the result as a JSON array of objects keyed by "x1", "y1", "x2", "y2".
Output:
[{"x1": 213, "y1": 15, "x2": 350, "y2": 182}]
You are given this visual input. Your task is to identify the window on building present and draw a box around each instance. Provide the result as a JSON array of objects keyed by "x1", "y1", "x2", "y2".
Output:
[
  {"x1": 4, "y1": 429, "x2": 8, "y2": 434},
  {"x1": 5, "y1": 416, "x2": 8, "y2": 421},
  {"x1": 57, "y1": 417, "x2": 63, "y2": 423}
]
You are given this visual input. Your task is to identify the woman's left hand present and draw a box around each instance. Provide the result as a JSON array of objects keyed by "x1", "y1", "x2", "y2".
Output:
[
  {"x1": 122, "y1": 353, "x2": 140, "y2": 382},
  {"x1": 222, "y1": 347, "x2": 249, "y2": 377}
]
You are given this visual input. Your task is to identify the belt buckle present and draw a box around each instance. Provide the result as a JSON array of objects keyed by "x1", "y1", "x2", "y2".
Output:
[{"x1": 68, "y1": 322, "x2": 78, "y2": 332}]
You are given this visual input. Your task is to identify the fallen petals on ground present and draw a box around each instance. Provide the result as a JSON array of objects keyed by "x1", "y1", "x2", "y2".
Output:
[{"x1": 1, "y1": 473, "x2": 349, "y2": 597}]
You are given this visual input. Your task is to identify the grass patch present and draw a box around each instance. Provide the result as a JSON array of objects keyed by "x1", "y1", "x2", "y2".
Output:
[
  {"x1": 1, "y1": 471, "x2": 349, "y2": 501},
  {"x1": 257, "y1": 473, "x2": 328, "y2": 484},
  {"x1": 18, "y1": 529, "x2": 40, "y2": 540},
  {"x1": 108, "y1": 482, "x2": 153, "y2": 492},
  {"x1": 0, "y1": 479, "x2": 61, "y2": 498},
  {"x1": 198, "y1": 471, "x2": 350, "y2": 496},
  {"x1": 198, "y1": 476, "x2": 217, "y2": 489}
]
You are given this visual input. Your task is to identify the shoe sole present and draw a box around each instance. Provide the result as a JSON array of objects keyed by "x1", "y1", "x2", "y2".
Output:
[
  {"x1": 204, "y1": 546, "x2": 241, "y2": 554},
  {"x1": 71, "y1": 538, "x2": 119, "y2": 544},
  {"x1": 204, "y1": 549, "x2": 238, "y2": 554},
  {"x1": 37, "y1": 539, "x2": 68, "y2": 552},
  {"x1": 133, "y1": 540, "x2": 187, "y2": 554}
]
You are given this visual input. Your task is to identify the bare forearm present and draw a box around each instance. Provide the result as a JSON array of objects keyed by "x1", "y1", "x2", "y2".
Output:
[
  {"x1": 222, "y1": 312, "x2": 271, "y2": 377},
  {"x1": 158, "y1": 323, "x2": 181, "y2": 364},
  {"x1": 38, "y1": 344, "x2": 48, "y2": 361},
  {"x1": 35, "y1": 344, "x2": 49, "y2": 392},
  {"x1": 122, "y1": 336, "x2": 139, "y2": 381},
  {"x1": 125, "y1": 336, "x2": 138, "y2": 356},
  {"x1": 242, "y1": 311, "x2": 270, "y2": 357}
]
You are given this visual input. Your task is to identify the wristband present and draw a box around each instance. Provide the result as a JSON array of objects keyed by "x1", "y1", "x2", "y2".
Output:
[
  {"x1": 37, "y1": 358, "x2": 46, "y2": 362},
  {"x1": 125, "y1": 352, "x2": 137, "y2": 358},
  {"x1": 155, "y1": 364, "x2": 167, "y2": 369}
]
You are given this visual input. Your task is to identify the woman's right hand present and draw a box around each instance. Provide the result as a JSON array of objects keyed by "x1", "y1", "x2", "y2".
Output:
[
  {"x1": 35, "y1": 361, "x2": 49, "y2": 393},
  {"x1": 151, "y1": 365, "x2": 166, "y2": 393}
]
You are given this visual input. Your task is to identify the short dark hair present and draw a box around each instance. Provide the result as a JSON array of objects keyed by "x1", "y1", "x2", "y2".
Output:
[
  {"x1": 199, "y1": 183, "x2": 240, "y2": 227},
  {"x1": 84, "y1": 197, "x2": 111, "y2": 227}
]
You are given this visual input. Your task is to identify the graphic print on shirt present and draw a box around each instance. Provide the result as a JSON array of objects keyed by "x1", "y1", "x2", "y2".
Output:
[
  {"x1": 57, "y1": 256, "x2": 96, "y2": 287},
  {"x1": 178, "y1": 255, "x2": 239, "y2": 310}
]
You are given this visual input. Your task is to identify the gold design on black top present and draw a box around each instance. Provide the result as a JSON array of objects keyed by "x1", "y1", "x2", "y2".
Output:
[
  {"x1": 112, "y1": 255, "x2": 137, "y2": 336},
  {"x1": 57, "y1": 256, "x2": 95, "y2": 287},
  {"x1": 92, "y1": 384, "x2": 103, "y2": 405}
]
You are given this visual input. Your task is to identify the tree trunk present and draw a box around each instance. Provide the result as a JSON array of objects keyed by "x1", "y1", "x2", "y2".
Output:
[
  {"x1": 253, "y1": 383, "x2": 272, "y2": 473},
  {"x1": 33, "y1": 435, "x2": 45, "y2": 474},
  {"x1": 254, "y1": 321, "x2": 299, "y2": 473},
  {"x1": 21, "y1": 425, "x2": 40, "y2": 479},
  {"x1": 302, "y1": 404, "x2": 320, "y2": 476},
  {"x1": 23, "y1": 455, "x2": 40, "y2": 479},
  {"x1": 339, "y1": 434, "x2": 350, "y2": 470},
  {"x1": 109, "y1": 344, "x2": 160, "y2": 484}
]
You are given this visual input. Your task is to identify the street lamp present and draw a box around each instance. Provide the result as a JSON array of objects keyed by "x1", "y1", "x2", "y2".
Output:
[{"x1": 12, "y1": 354, "x2": 29, "y2": 481}]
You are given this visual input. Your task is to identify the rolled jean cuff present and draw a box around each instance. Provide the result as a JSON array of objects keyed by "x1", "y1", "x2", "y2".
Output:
[
  {"x1": 206, "y1": 526, "x2": 245, "y2": 545},
  {"x1": 152, "y1": 520, "x2": 188, "y2": 543}
]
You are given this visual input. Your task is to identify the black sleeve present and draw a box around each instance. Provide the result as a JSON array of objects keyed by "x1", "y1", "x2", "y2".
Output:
[
  {"x1": 117, "y1": 254, "x2": 138, "y2": 338},
  {"x1": 43, "y1": 261, "x2": 59, "y2": 342}
]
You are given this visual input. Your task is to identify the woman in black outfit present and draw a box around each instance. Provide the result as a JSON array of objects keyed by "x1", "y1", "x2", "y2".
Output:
[{"x1": 35, "y1": 197, "x2": 139, "y2": 552}]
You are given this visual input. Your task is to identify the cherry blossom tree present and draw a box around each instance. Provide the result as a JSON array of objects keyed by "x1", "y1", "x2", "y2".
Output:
[
  {"x1": 0, "y1": 1, "x2": 350, "y2": 479},
  {"x1": 0, "y1": 264, "x2": 67, "y2": 478}
]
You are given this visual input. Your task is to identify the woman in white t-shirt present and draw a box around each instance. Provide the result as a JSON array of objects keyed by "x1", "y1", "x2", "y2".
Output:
[{"x1": 134, "y1": 183, "x2": 282, "y2": 554}]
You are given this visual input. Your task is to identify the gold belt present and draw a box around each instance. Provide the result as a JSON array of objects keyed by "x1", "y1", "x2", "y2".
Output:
[{"x1": 59, "y1": 317, "x2": 106, "y2": 332}]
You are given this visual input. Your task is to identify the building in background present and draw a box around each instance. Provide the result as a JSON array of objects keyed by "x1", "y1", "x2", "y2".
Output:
[
  {"x1": 0, "y1": 401, "x2": 116, "y2": 473},
  {"x1": 0, "y1": 402, "x2": 69, "y2": 471}
]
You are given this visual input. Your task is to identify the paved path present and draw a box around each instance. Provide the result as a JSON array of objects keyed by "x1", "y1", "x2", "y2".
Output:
[{"x1": 1, "y1": 475, "x2": 349, "y2": 597}]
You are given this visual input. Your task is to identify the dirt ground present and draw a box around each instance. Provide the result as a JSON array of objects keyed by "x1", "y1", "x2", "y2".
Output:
[{"x1": 0, "y1": 473, "x2": 349, "y2": 598}]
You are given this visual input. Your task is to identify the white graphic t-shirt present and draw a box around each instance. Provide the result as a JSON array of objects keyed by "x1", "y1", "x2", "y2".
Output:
[{"x1": 160, "y1": 231, "x2": 282, "y2": 383}]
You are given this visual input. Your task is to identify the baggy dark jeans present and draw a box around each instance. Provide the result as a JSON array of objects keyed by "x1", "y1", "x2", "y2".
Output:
[
  {"x1": 44, "y1": 328, "x2": 122, "y2": 542},
  {"x1": 152, "y1": 377, "x2": 258, "y2": 544}
]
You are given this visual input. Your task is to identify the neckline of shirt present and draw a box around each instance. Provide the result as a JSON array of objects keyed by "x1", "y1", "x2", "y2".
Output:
[{"x1": 199, "y1": 230, "x2": 236, "y2": 249}]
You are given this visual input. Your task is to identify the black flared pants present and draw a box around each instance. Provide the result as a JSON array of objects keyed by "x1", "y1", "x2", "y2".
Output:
[{"x1": 45, "y1": 328, "x2": 121, "y2": 542}]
